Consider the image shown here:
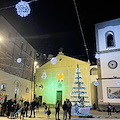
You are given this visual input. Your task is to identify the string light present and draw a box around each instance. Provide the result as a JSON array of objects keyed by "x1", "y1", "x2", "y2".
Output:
[
  {"x1": 0, "y1": 0, "x2": 38, "y2": 17},
  {"x1": 72, "y1": 0, "x2": 90, "y2": 62},
  {"x1": 51, "y1": 57, "x2": 57, "y2": 65},
  {"x1": 15, "y1": 1, "x2": 31, "y2": 17}
]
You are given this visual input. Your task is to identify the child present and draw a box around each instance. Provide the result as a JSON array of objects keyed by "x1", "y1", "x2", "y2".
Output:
[
  {"x1": 44, "y1": 104, "x2": 47, "y2": 114},
  {"x1": 47, "y1": 108, "x2": 51, "y2": 118}
]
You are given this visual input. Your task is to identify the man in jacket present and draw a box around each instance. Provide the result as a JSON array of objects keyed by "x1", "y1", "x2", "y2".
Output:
[{"x1": 29, "y1": 99, "x2": 36, "y2": 118}]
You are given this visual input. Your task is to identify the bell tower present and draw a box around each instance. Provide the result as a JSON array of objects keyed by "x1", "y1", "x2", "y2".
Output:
[{"x1": 95, "y1": 18, "x2": 120, "y2": 110}]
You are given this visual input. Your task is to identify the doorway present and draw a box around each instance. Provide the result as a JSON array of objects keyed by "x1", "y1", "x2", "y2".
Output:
[
  {"x1": 57, "y1": 91, "x2": 62, "y2": 106},
  {"x1": 39, "y1": 96, "x2": 42, "y2": 106}
]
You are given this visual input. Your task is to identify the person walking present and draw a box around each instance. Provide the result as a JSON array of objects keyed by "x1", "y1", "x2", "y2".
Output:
[
  {"x1": 62, "y1": 101, "x2": 68, "y2": 120},
  {"x1": 55, "y1": 100, "x2": 60, "y2": 120},
  {"x1": 67, "y1": 99, "x2": 72, "y2": 119},
  {"x1": 29, "y1": 99, "x2": 36, "y2": 118},
  {"x1": 10, "y1": 100, "x2": 15, "y2": 119},
  {"x1": 6, "y1": 99, "x2": 13, "y2": 118},
  {"x1": 24, "y1": 100, "x2": 29, "y2": 117},
  {"x1": 15, "y1": 103, "x2": 20, "y2": 118},
  {"x1": 107, "y1": 103, "x2": 112, "y2": 116},
  {"x1": 20, "y1": 105, "x2": 25, "y2": 120}
]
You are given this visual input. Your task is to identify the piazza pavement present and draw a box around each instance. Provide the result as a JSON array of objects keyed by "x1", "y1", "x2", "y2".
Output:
[{"x1": 0, "y1": 107, "x2": 120, "y2": 120}]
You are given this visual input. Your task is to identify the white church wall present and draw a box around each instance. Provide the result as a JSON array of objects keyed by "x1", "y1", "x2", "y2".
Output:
[
  {"x1": 97, "y1": 80, "x2": 103, "y2": 104},
  {"x1": 100, "y1": 51, "x2": 120, "y2": 78},
  {"x1": 90, "y1": 65, "x2": 98, "y2": 106},
  {"x1": 98, "y1": 25, "x2": 120, "y2": 51},
  {"x1": 95, "y1": 18, "x2": 120, "y2": 109}
]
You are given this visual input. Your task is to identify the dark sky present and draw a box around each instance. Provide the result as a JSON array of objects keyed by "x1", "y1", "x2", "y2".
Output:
[{"x1": 0, "y1": 0, "x2": 120, "y2": 64}]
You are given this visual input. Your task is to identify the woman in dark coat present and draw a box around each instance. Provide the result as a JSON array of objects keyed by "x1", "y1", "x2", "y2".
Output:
[
  {"x1": 62, "y1": 101, "x2": 68, "y2": 120},
  {"x1": 55, "y1": 100, "x2": 60, "y2": 120}
]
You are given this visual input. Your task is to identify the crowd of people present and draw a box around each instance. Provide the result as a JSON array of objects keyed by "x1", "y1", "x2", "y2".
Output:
[
  {"x1": 0, "y1": 97, "x2": 72, "y2": 120},
  {"x1": 55, "y1": 99, "x2": 72, "y2": 120},
  {"x1": 0, "y1": 98, "x2": 40, "y2": 119}
]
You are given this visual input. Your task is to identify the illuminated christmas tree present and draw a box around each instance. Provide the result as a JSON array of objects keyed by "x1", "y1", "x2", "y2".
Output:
[{"x1": 70, "y1": 64, "x2": 91, "y2": 116}]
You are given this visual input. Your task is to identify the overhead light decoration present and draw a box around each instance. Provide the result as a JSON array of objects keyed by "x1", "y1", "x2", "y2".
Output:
[
  {"x1": 15, "y1": 0, "x2": 37, "y2": 17},
  {"x1": 116, "y1": 81, "x2": 120, "y2": 85},
  {"x1": 95, "y1": 53, "x2": 100, "y2": 59},
  {"x1": 41, "y1": 71, "x2": 47, "y2": 79},
  {"x1": 0, "y1": 0, "x2": 37, "y2": 17},
  {"x1": 94, "y1": 81, "x2": 99, "y2": 86},
  {"x1": 15, "y1": 1, "x2": 31, "y2": 17},
  {"x1": 17, "y1": 58, "x2": 22, "y2": 63},
  {"x1": 51, "y1": 57, "x2": 57, "y2": 65},
  {"x1": 51, "y1": 83, "x2": 54, "y2": 86}
]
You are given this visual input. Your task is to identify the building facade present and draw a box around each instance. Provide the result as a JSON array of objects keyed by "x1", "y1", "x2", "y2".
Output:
[
  {"x1": 0, "y1": 16, "x2": 37, "y2": 102},
  {"x1": 95, "y1": 18, "x2": 120, "y2": 111},
  {"x1": 90, "y1": 65, "x2": 98, "y2": 108},
  {"x1": 35, "y1": 54, "x2": 97, "y2": 106},
  {"x1": 0, "y1": 16, "x2": 36, "y2": 80}
]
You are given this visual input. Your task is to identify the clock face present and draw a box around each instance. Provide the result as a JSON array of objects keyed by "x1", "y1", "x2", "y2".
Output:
[{"x1": 108, "y1": 60, "x2": 118, "y2": 69}]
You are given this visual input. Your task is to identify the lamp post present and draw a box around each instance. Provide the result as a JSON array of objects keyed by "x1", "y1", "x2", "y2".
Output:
[{"x1": 33, "y1": 61, "x2": 39, "y2": 99}]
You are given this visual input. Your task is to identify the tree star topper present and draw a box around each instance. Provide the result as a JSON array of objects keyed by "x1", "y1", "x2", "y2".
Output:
[{"x1": 15, "y1": 0, "x2": 31, "y2": 17}]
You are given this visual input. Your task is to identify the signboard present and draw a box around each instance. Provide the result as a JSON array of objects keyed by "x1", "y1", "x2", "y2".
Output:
[{"x1": 107, "y1": 87, "x2": 120, "y2": 98}]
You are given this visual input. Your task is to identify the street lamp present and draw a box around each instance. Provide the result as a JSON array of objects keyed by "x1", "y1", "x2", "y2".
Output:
[
  {"x1": 33, "y1": 61, "x2": 39, "y2": 99},
  {"x1": 34, "y1": 61, "x2": 38, "y2": 65}
]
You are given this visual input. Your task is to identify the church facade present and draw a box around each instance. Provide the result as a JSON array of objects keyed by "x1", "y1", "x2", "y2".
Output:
[
  {"x1": 35, "y1": 54, "x2": 97, "y2": 106},
  {"x1": 95, "y1": 18, "x2": 120, "y2": 110}
]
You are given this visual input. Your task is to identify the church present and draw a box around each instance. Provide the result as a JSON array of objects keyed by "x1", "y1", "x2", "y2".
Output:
[
  {"x1": 95, "y1": 18, "x2": 120, "y2": 111},
  {"x1": 35, "y1": 53, "x2": 97, "y2": 106}
]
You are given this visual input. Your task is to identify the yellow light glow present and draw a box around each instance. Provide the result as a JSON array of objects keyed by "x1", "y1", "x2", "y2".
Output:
[
  {"x1": 0, "y1": 37, "x2": 2, "y2": 41},
  {"x1": 36, "y1": 65, "x2": 39, "y2": 69},
  {"x1": 58, "y1": 73, "x2": 64, "y2": 82},
  {"x1": 34, "y1": 61, "x2": 38, "y2": 65}
]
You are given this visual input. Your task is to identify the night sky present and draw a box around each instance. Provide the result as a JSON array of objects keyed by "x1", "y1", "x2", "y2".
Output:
[{"x1": 0, "y1": 0, "x2": 120, "y2": 64}]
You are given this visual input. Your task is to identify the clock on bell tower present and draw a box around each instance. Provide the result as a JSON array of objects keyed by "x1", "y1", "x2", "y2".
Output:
[
  {"x1": 95, "y1": 18, "x2": 120, "y2": 108},
  {"x1": 95, "y1": 18, "x2": 120, "y2": 78}
]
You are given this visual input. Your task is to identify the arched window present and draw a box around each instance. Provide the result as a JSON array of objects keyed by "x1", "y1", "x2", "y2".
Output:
[
  {"x1": 106, "y1": 31, "x2": 115, "y2": 47},
  {"x1": 90, "y1": 68, "x2": 98, "y2": 75}
]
